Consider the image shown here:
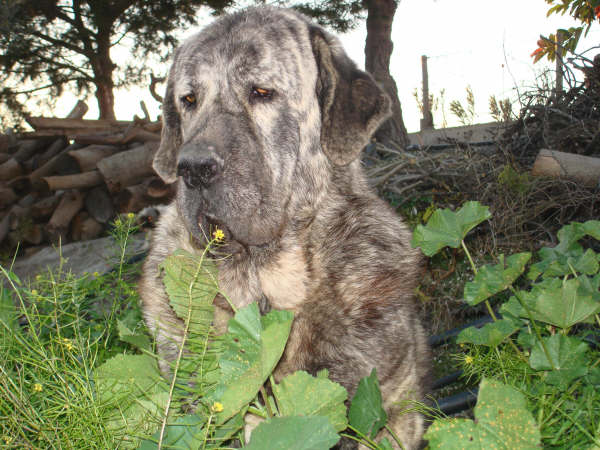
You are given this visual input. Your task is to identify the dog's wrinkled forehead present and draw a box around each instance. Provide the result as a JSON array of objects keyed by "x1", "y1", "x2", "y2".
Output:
[{"x1": 171, "y1": 8, "x2": 314, "y2": 101}]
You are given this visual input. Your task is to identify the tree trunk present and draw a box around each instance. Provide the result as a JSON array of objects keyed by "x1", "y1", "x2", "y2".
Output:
[
  {"x1": 92, "y1": 30, "x2": 116, "y2": 120},
  {"x1": 364, "y1": 0, "x2": 408, "y2": 149}
]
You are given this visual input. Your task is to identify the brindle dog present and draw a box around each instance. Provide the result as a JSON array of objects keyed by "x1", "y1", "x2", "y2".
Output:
[{"x1": 140, "y1": 7, "x2": 430, "y2": 449}]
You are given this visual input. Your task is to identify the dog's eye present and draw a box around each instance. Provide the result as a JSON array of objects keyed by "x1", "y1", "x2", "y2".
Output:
[
  {"x1": 181, "y1": 93, "x2": 197, "y2": 107},
  {"x1": 250, "y1": 87, "x2": 274, "y2": 100}
]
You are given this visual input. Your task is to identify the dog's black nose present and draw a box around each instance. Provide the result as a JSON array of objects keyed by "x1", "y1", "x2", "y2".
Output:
[{"x1": 177, "y1": 157, "x2": 220, "y2": 188}]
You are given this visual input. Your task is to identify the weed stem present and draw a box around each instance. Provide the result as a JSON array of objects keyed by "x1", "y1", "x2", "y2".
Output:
[
  {"x1": 385, "y1": 424, "x2": 406, "y2": 450},
  {"x1": 260, "y1": 386, "x2": 273, "y2": 418},
  {"x1": 461, "y1": 240, "x2": 498, "y2": 321}
]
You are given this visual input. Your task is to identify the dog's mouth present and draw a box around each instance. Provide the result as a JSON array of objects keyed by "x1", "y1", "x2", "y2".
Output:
[
  {"x1": 195, "y1": 212, "x2": 250, "y2": 254},
  {"x1": 199, "y1": 213, "x2": 230, "y2": 242}
]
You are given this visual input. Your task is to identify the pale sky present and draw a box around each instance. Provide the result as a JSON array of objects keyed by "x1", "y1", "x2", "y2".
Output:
[{"x1": 52, "y1": 0, "x2": 600, "y2": 133}]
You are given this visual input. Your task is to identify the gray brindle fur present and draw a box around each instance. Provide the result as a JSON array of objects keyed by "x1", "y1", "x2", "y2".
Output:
[{"x1": 140, "y1": 7, "x2": 430, "y2": 449}]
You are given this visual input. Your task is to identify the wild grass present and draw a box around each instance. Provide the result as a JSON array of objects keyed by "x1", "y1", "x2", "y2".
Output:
[{"x1": 0, "y1": 214, "x2": 144, "y2": 448}]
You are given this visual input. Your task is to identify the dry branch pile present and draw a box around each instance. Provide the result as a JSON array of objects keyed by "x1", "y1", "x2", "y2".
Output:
[
  {"x1": 0, "y1": 101, "x2": 174, "y2": 256},
  {"x1": 367, "y1": 55, "x2": 600, "y2": 254}
]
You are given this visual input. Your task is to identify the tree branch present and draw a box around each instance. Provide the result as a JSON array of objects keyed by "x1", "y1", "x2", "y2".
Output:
[
  {"x1": 73, "y1": 0, "x2": 95, "y2": 58},
  {"x1": 30, "y1": 31, "x2": 88, "y2": 57},
  {"x1": 12, "y1": 81, "x2": 81, "y2": 95},
  {"x1": 27, "y1": 49, "x2": 94, "y2": 80}
]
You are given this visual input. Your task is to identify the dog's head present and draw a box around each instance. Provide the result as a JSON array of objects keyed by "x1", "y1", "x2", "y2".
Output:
[{"x1": 153, "y1": 7, "x2": 390, "y2": 246}]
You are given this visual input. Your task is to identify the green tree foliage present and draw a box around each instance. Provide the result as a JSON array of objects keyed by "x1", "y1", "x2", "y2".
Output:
[
  {"x1": 532, "y1": 0, "x2": 600, "y2": 62},
  {"x1": 0, "y1": 0, "x2": 233, "y2": 123},
  {"x1": 1, "y1": 0, "x2": 409, "y2": 149}
]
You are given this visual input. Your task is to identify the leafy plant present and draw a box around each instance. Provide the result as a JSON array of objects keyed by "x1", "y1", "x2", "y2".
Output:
[
  {"x1": 1, "y1": 213, "x2": 421, "y2": 449},
  {"x1": 532, "y1": 0, "x2": 599, "y2": 63},
  {"x1": 425, "y1": 378, "x2": 541, "y2": 449},
  {"x1": 0, "y1": 213, "x2": 147, "y2": 447},
  {"x1": 412, "y1": 201, "x2": 600, "y2": 448}
]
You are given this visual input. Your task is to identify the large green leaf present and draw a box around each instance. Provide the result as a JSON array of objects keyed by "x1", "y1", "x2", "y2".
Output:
[
  {"x1": 95, "y1": 354, "x2": 165, "y2": 403},
  {"x1": 529, "y1": 334, "x2": 589, "y2": 388},
  {"x1": 212, "y1": 304, "x2": 293, "y2": 423},
  {"x1": 94, "y1": 354, "x2": 168, "y2": 445},
  {"x1": 411, "y1": 201, "x2": 491, "y2": 256},
  {"x1": 425, "y1": 378, "x2": 541, "y2": 449},
  {"x1": 140, "y1": 413, "x2": 207, "y2": 450},
  {"x1": 117, "y1": 319, "x2": 150, "y2": 351},
  {"x1": 160, "y1": 249, "x2": 218, "y2": 335},
  {"x1": 456, "y1": 319, "x2": 520, "y2": 348},
  {"x1": 463, "y1": 253, "x2": 531, "y2": 305},
  {"x1": 348, "y1": 368, "x2": 387, "y2": 439},
  {"x1": 528, "y1": 220, "x2": 600, "y2": 280},
  {"x1": 245, "y1": 416, "x2": 340, "y2": 450},
  {"x1": 528, "y1": 278, "x2": 600, "y2": 329},
  {"x1": 273, "y1": 370, "x2": 348, "y2": 432}
]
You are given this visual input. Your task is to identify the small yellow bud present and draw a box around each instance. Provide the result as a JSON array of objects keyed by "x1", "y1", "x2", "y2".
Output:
[
  {"x1": 33, "y1": 383, "x2": 43, "y2": 392},
  {"x1": 465, "y1": 356, "x2": 473, "y2": 365},
  {"x1": 93, "y1": 271, "x2": 100, "y2": 277},
  {"x1": 31, "y1": 289, "x2": 38, "y2": 296},
  {"x1": 127, "y1": 212, "x2": 135, "y2": 219}
]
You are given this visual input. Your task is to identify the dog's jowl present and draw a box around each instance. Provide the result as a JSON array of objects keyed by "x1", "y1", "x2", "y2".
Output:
[{"x1": 140, "y1": 7, "x2": 430, "y2": 449}]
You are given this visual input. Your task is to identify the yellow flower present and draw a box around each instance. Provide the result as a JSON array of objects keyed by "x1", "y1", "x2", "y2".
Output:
[
  {"x1": 213, "y1": 228, "x2": 225, "y2": 242},
  {"x1": 62, "y1": 338, "x2": 74, "y2": 351},
  {"x1": 127, "y1": 212, "x2": 135, "y2": 219},
  {"x1": 212, "y1": 402, "x2": 224, "y2": 413},
  {"x1": 93, "y1": 271, "x2": 100, "y2": 277},
  {"x1": 3, "y1": 436, "x2": 13, "y2": 444},
  {"x1": 31, "y1": 289, "x2": 38, "y2": 296},
  {"x1": 33, "y1": 383, "x2": 43, "y2": 392},
  {"x1": 465, "y1": 356, "x2": 473, "y2": 365}
]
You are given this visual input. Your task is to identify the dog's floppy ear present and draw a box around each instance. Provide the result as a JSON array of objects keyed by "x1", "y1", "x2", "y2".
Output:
[
  {"x1": 310, "y1": 27, "x2": 391, "y2": 166},
  {"x1": 153, "y1": 74, "x2": 182, "y2": 183}
]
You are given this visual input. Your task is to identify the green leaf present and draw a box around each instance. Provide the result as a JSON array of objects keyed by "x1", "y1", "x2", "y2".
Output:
[
  {"x1": 212, "y1": 304, "x2": 293, "y2": 423},
  {"x1": 348, "y1": 368, "x2": 387, "y2": 439},
  {"x1": 424, "y1": 378, "x2": 541, "y2": 449},
  {"x1": 209, "y1": 412, "x2": 245, "y2": 448},
  {"x1": 528, "y1": 220, "x2": 600, "y2": 280},
  {"x1": 529, "y1": 334, "x2": 588, "y2": 388},
  {"x1": 528, "y1": 278, "x2": 600, "y2": 329},
  {"x1": 94, "y1": 354, "x2": 168, "y2": 445},
  {"x1": 411, "y1": 201, "x2": 491, "y2": 256},
  {"x1": 95, "y1": 354, "x2": 165, "y2": 403},
  {"x1": 139, "y1": 413, "x2": 208, "y2": 450},
  {"x1": 456, "y1": 319, "x2": 520, "y2": 347},
  {"x1": 464, "y1": 253, "x2": 531, "y2": 305},
  {"x1": 117, "y1": 319, "x2": 150, "y2": 351},
  {"x1": 245, "y1": 416, "x2": 340, "y2": 450},
  {"x1": 378, "y1": 438, "x2": 394, "y2": 450},
  {"x1": 578, "y1": 274, "x2": 600, "y2": 301},
  {"x1": 161, "y1": 249, "x2": 218, "y2": 335},
  {"x1": 272, "y1": 370, "x2": 348, "y2": 432}
]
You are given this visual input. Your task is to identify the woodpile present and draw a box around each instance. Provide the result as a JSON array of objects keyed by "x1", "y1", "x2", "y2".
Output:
[{"x1": 0, "y1": 101, "x2": 174, "y2": 254}]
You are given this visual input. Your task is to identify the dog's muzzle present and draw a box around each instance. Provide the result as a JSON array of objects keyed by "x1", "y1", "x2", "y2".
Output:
[{"x1": 176, "y1": 142, "x2": 223, "y2": 189}]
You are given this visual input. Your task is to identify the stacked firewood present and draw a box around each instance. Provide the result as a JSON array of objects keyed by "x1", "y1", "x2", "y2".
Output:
[{"x1": 0, "y1": 101, "x2": 174, "y2": 255}]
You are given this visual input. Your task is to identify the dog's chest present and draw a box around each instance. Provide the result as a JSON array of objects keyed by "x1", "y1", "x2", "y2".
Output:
[{"x1": 257, "y1": 246, "x2": 309, "y2": 311}]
